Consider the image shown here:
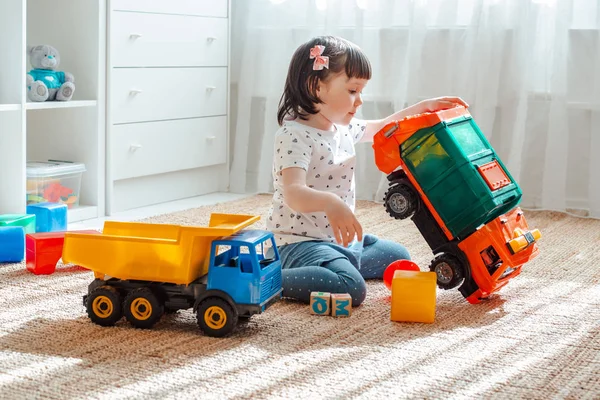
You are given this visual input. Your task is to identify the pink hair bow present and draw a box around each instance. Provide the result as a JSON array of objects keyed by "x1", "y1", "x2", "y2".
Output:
[{"x1": 309, "y1": 45, "x2": 329, "y2": 71}]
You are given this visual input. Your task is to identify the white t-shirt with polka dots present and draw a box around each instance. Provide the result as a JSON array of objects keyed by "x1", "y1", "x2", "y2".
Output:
[{"x1": 267, "y1": 118, "x2": 367, "y2": 246}]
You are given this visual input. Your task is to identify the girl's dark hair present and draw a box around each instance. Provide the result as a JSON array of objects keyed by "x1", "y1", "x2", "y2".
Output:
[{"x1": 277, "y1": 36, "x2": 372, "y2": 125}]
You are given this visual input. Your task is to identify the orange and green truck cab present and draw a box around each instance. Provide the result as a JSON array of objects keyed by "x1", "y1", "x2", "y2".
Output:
[
  {"x1": 457, "y1": 207, "x2": 539, "y2": 303},
  {"x1": 373, "y1": 106, "x2": 541, "y2": 303},
  {"x1": 62, "y1": 213, "x2": 282, "y2": 337}
]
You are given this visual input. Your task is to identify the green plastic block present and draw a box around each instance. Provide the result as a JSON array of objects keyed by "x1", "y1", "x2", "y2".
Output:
[{"x1": 0, "y1": 214, "x2": 36, "y2": 234}]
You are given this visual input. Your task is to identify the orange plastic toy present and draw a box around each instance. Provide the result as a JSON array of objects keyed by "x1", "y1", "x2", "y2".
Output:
[{"x1": 390, "y1": 270, "x2": 437, "y2": 324}]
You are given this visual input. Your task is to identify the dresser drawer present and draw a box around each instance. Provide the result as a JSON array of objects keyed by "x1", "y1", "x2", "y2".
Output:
[
  {"x1": 111, "y1": 116, "x2": 226, "y2": 180},
  {"x1": 111, "y1": 67, "x2": 227, "y2": 124},
  {"x1": 112, "y1": 165, "x2": 225, "y2": 212},
  {"x1": 111, "y1": 12, "x2": 227, "y2": 67},
  {"x1": 112, "y1": 0, "x2": 227, "y2": 17}
]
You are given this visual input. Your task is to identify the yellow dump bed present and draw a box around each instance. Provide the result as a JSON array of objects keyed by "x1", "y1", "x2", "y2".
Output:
[{"x1": 62, "y1": 213, "x2": 260, "y2": 285}]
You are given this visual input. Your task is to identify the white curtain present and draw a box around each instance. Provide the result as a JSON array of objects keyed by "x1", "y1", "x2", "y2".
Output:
[{"x1": 229, "y1": 0, "x2": 600, "y2": 218}]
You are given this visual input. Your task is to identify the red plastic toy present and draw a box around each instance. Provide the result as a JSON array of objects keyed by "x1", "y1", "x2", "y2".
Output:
[
  {"x1": 383, "y1": 260, "x2": 420, "y2": 290},
  {"x1": 26, "y1": 230, "x2": 98, "y2": 275}
]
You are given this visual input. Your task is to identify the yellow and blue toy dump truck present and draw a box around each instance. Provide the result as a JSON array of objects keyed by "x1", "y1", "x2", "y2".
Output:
[{"x1": 62, "y1": 213, "x2": 282, "y2": 337}]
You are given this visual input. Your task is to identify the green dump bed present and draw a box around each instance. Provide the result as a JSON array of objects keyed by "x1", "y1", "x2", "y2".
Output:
[{"x1": 401, "y1": 115, "x2": 522, "y2": 239}]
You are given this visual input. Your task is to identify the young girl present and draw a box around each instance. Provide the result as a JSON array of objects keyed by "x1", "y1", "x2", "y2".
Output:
[{"x1": 267, "y1": 36, "x2": 467, "y2": 307}]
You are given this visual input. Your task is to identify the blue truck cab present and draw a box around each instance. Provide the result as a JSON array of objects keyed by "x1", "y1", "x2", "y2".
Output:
[{"x1": 208, "y1": 230, "x2": 283, "y2": 316}]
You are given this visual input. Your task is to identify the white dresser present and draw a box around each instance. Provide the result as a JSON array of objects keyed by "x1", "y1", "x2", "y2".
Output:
[{"x1": 106, "y1": 0, "x2": 230, "y2": 213}]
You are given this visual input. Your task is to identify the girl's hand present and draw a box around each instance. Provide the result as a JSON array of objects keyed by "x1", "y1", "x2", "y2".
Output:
[
  {"x1": 417, "y1": 96, "x2": 469, "y2": 114},
  {"x1": 324, "y1": 196, "x2": 363, "y2": 248}
]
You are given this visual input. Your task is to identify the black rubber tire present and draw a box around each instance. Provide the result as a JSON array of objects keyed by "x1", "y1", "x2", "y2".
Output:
[
  {"x1": 385, "y1": 184, "x2": 418, "y2": 219},
  {"x1": 429, "y1": 253, "x2": 466, "y2": 290},
  {"x1": 123, "y1": 288, "x2": 164, "y2": 329},
  {"x1": 86, "y1": 286, "x2": 122, "y2": 326},
  {"x1": 197, "y1": 297, "x2": 238, "y2": 338}
]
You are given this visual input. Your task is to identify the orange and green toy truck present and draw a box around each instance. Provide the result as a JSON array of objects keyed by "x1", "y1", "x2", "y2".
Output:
[{"x1": 373, "y1": 106, "x2": 541, "y2": 304}]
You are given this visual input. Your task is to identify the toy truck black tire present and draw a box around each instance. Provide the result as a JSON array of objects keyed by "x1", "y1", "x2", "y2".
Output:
[
  {"x1": 123, "y1": 288, "x2": 165, "y2": 329},
  {"x1": 385, "y1": 183, "x2": 419, "y2": 220},
  {"x1": 197, "y1": 297, "x2": 239, "y2": 337},
  {"x1": 429, "y1": 253, "x2": 466, "y2": 290},
  {"x1": 86, "y1": 286, "x2": 122, "y2": 326}
]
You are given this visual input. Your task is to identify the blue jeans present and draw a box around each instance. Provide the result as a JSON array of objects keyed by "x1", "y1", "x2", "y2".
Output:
[{"x1": 276, "y1": 234, "x2": 410, "y2": 307}]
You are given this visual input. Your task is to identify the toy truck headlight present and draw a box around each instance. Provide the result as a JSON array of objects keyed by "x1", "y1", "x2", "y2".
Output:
[{"x1": 507, "y1": 228, "x2": 541, "y2": 254}]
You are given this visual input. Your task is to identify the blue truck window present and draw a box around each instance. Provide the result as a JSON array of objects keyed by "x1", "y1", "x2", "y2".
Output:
[
  {"x1": 239, "y1": 246, "x2": 253, "y2": 273},
  {"x1": 215, "y1": 244, "x2": 230, "y2": 255},
  {"x1": 256, "y1": 238, "x2": 278, "y2": 269},
  {"x1": 214, "y1": 244, "x2": 241, "y2": 269}
]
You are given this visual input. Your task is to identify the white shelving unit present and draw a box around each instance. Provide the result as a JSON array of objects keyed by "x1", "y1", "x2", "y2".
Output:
[
  {"x1": 0, "y1": 0, "x2": 106, "y2": 223},
  {"x1": 0, "y1": 104, "x2": 21, "y2": 112},
  {"x1": 25, "y1": 100, "x2": 98, "y2": 110}
]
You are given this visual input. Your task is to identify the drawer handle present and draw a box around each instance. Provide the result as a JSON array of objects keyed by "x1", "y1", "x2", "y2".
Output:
[
  {"x1": 129, "y1": 89, "x2": 143, "y2": 96},
  {"x1": 206, "y1": 86, "x2": 216, "y2": 92},
  {"x1": 129, "y1": 33, "x2": 143, "y2": 39},
  {"x1": 206, "y1": 136, "x2": 216, "y2": 141},
  {"x1": 129, "y1": 144, "x2": 143, "y2": 152},
  {"x1": 207, "y1": 36, "x2": 217, "y2": 42}
]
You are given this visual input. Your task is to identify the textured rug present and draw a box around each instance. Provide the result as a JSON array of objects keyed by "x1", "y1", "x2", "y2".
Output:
[{"x1": 1, "y1": 194, "x2": 599, "y2": 399}]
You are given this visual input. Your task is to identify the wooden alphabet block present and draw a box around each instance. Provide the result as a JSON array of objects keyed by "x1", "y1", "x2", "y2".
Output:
[
  {"x1": 310, "y1": 292, "x2": 331, "y2": 315},
  {"x1": 331, "y1": 293, "x2": 352, "y2": 317}
]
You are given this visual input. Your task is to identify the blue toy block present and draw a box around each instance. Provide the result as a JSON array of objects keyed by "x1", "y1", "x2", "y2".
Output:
[
  {"x1": 0, "y1": 226, "x2": 25, "y2": 263},
  {"x1": 26, "y1": 202, "x2": 68, "y2": 233}
]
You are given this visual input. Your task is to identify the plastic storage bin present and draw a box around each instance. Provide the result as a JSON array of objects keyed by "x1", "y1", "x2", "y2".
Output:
[{"x1": 26, "y1": 161, "x2": 86, "y2": 209}]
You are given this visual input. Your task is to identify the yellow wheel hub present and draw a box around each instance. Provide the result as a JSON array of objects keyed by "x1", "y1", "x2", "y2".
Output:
[
  {"x1": 204, "y1": 306, "x2": 227, "y2": 330},
  {"x1": 130, "y1": 298, "x2": 152, "y2": 320},
  {"x1": 92, "y1": 295, "x2": 114, "y2": 318}
]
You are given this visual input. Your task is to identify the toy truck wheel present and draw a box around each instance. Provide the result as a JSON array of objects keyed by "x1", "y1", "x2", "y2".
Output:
[
  {"x1": 86, "y1": 286, "x2": 122, "y2": 326},
  {"x1": 429, "y1": 254, "x2": 466, "y2": 290},
  {"x1": 123, "y1": 288, "x2": 164, "y2": 329},
  {"x1": 197, "y1": 297, "x2": 238, "y2": 338},
  {"x1": 385, "y1": 184, "x2": 418, "y2": 219}
]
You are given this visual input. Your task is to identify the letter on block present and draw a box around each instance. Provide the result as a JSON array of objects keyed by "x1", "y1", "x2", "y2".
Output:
[
  {"x1": 390, "y1": 270, "x2": 437, "y2": 323},
  {"x1": 310, "y1": 291, "x2": 331, "y2": 315},
  {"x1": 331, "y1": 293, "x2": 352, "y2": 317}
]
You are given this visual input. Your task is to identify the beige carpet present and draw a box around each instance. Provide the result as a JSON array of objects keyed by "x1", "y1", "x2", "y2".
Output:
[{"x1": 1, "y1": 194, "x2": 599, "y2": 399}]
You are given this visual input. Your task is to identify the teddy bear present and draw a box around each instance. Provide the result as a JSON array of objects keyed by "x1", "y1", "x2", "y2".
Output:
[{"x1": 26, "y1": 45, "x2": 75, "y2": 102}]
